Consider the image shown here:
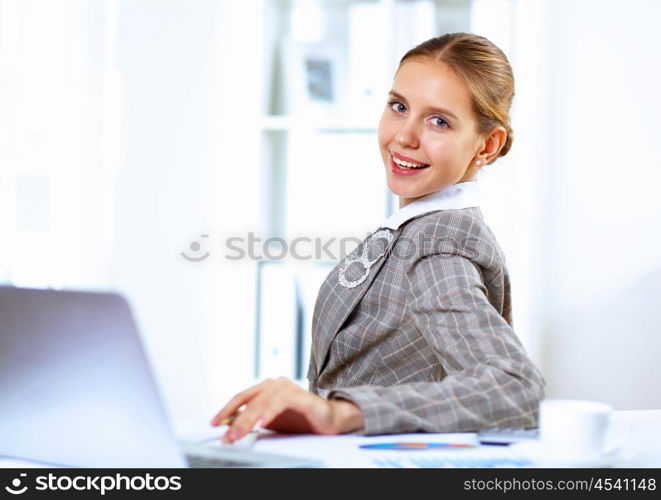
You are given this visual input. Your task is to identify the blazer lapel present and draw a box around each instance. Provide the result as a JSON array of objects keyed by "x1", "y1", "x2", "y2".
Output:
[{"x1": 312, "y1": 228, "x2": 402, "y2": 376}]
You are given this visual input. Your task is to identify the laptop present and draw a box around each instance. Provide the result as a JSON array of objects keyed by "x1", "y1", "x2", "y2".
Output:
[{"x1": 0, "y1": 286, "x2": 320, "y2": 468}]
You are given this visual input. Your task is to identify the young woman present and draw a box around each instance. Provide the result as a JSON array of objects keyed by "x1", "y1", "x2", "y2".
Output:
[{"x1": 212, "y1": 32, "x2": 545, "y2": 442}]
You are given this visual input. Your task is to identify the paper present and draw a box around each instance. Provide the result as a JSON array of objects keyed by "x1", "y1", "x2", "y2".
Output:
[{"x1": 252, "y1": 432, "x2": 532, "y2": 468}]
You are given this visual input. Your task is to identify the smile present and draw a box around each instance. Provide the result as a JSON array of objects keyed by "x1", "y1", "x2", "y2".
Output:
[
  {"x1": 389, "y1": 153, "x2": 430, "y2": 177},
  {"x1": 389, "y1": 152, "x2": 430, "y2": 170}
]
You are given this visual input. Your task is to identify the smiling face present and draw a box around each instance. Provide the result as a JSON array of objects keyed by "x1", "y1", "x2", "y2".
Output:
[{"x1": 378, "y1": 57, "x2": 486, "y2": 208}]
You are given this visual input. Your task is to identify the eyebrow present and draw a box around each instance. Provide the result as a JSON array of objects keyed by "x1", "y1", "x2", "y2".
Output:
[{"x1": 388, "y1": 91, "x2": 459, "y2": 121}]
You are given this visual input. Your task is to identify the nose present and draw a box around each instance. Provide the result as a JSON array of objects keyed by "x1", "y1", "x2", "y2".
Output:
[{"x1": 395, "y1": 118, "x2": 419, "y2": 149}]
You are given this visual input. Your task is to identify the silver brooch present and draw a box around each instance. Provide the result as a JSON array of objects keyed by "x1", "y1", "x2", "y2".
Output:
[{"x1": 337, "y1": 229, "x2": 394, "y2": 289}]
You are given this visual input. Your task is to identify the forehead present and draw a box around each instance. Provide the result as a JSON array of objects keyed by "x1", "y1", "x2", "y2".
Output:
[{"x1": 393, "y1": 57, "x2": 473, "y2": 120}]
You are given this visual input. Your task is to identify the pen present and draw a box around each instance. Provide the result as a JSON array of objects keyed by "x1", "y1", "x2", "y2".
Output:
[
  {"x1": 215, "y1": 407, "x2": 262, "y2": 447},
  {"x1": 216, "y1": 404, "x2": 247, "y2": 427},
  {"x1": 218, "y1": 414, "x2": 238, "y2": 426},
  {"x1": 359, "y1": 442, "x2": 478, "y2": 450}
]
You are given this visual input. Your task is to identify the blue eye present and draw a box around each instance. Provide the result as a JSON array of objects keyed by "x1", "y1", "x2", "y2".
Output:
[
  {"x1": 431, "y1": 117, "x2": 449, "y2": 128},
  {"x1": 387, "y1": 100, "x2": 406, "y2": 113}
]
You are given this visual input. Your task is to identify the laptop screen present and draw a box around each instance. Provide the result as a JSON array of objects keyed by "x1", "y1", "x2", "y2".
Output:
[{"x1": 0, "y1": 286, "x2": 186, "y2": 467}]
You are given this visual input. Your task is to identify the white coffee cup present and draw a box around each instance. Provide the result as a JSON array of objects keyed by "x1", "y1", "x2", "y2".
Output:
[{"x1": 538, "y1": 399, "x2": 621, "y2": 461}]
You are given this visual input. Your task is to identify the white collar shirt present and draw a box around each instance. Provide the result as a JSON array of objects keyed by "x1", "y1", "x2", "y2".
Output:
[{"x1": 379, "y1": 181, "x2": 480, "y2": 230}]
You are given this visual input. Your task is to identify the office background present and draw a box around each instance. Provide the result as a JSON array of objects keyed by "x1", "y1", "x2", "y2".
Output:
[{"x1": 1, "y1": 0, "x2": 660, "y2": 426}]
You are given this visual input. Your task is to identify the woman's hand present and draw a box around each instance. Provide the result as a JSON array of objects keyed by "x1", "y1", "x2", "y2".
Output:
[{"x1": 210, "y1": 377, "x2": 364, "y2": 443}]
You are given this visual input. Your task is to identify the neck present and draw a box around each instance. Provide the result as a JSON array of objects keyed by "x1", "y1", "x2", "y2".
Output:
[{"x1": 398, "y1": 197, "x2": 417, "y2": 209}]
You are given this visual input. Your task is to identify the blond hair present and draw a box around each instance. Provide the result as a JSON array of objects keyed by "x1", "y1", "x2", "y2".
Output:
[{"x1": 400, "y1": 33, "x2": 515, "y2": 161}]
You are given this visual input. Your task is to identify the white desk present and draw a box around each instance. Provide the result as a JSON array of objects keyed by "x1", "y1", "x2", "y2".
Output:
[
  {"x1": 245, "y1": 410, "x2": 661, "y2": 468},
  {"x1": 2, "y1": 410, "x2": 660, "y2": 468}
]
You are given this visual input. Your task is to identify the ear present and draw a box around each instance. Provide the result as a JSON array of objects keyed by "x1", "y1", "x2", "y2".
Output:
[{"x1": 474, "y1": 125, "x2": 507, "y2": 164}]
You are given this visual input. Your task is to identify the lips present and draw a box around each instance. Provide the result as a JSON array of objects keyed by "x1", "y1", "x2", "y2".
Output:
[
  {"x1": 390, "y1": 150, "x2": 429, "y2": 168},
  {"x1": 389, "y1": 156, "x2": 429, "y2": 177}
]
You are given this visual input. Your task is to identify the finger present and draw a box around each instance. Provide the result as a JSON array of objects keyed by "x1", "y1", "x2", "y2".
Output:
[
  {"x1": 222, "y1": 381, "x2": 295, "y2": 442},
  {"x1": 222, "y1": 414, "x2": 266, "y2": 444},
  {"x1": 223, "y1": 394, "x2": 283, "y2": 443},
  {"x1": 210, "y1": 383, "x2": 264, "y2": 426},
  {"x1": 214, "y1": 404, "x2": 245, "y2": 426},
  {"x1": 224, "y1": 383, "x2": 316, "y2": 441},
  {"x1": 210, "y1": 380, "x2": 269, "y2": 425}
]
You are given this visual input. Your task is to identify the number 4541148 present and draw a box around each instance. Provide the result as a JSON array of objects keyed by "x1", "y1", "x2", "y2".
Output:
[{"x1": 593, "y1": 478, "x2": 656, "y2": 491}]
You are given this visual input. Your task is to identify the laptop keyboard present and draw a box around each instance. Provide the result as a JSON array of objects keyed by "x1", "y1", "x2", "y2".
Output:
[{"x1": 185, "y1": 453, "x2": 261, "y2": 468}]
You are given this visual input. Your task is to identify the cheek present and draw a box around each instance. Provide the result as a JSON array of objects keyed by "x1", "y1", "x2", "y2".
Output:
[
  {"x1": 426, "y1": 135, "x2": 465, "y2": 164},
  {"x1": 425, "y1": 140, "x2": 452, "y2": 163}
]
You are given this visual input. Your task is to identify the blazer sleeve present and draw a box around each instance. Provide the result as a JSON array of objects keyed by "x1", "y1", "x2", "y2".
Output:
[{"x1": 327, "y1": 250, "x2": 546, "y2": 435}]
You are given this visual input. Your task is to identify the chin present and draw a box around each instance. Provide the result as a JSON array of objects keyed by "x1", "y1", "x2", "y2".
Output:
[{"x1": 386, "y1": 177, "x2": 420, "y2": 199}]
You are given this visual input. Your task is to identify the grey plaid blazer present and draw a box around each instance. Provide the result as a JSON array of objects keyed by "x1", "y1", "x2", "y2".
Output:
[{"x1": 307, "y1": 207, "x2": 545, "y2": 435}]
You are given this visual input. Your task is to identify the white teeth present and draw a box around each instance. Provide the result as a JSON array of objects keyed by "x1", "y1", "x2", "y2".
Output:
[{"x1": 392, "y1": 156, "x2": 428, "y2": 169}]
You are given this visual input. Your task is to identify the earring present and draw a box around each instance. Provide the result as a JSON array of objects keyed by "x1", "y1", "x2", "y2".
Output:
[{"x1": 476, "y1": 160, "x2": 482, "y2": 166}]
